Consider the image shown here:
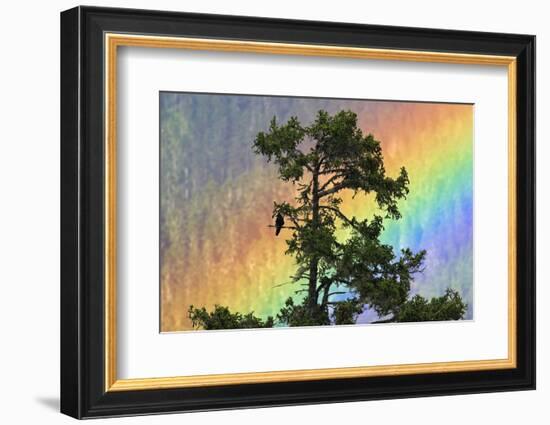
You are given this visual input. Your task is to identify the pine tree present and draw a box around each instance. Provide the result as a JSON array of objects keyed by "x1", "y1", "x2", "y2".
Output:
[{"x1": 188, "y1": 110, "x2": 466, "y2": 329}]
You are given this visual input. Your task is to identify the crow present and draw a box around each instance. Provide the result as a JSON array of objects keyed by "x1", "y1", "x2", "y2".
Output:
[{"x1": 275, "y1": 213, "x2": 285, "y2": 236}]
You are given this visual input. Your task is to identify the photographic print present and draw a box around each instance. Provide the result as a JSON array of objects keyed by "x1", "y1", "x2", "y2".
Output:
[
  {"x1": 61, "y1": 9, "x2": 535, "y2": 416},
  {"x1": 160, "y1": 92, "x2": 473, "y2": 332}
]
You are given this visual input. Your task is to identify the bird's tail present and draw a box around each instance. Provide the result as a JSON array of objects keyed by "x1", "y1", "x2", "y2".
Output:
[{"x1": 275, "y1": 227, "x2": 281, "y2": 236}]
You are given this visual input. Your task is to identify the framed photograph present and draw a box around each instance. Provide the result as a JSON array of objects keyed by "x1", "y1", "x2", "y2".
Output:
[{"x1": 60, "y1": 6, "x2": 535, "y2": 419}]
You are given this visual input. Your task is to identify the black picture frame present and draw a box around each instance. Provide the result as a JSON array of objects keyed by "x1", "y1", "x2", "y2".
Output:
[{"x1": 61, "y1": 5, "x2": 535, "y2": 419}]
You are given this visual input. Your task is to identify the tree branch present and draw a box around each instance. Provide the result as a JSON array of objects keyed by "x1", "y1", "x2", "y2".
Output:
[
  {"x1": 271, "y1": 281, "x2": 294, "y2": 289},
  {"x1": 290, "y1": 273, "x2": 310, "y2": 281},
  {"x1": 327, "y1": 291, "x2": 347, "y2": 297},
  {"x1": 319, "y1": 173, "x2": 345, "y2": 192},
  {"x1": 290, "y1": 148, "x2": 313, "y2": 172},
  {"x1": 315, "y1": 278, "x2": 331, "y2": 297},
  {"x1": 318, "y1": 205, "x2": 356, "y2": 228},
  {"x1": 318, "y1": 182, "x2": 348, "y2": 197},
  {"x1": 319, "y1": 167, "x2": 347, "y2": 175}
]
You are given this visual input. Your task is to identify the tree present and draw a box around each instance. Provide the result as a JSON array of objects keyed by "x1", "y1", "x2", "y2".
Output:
[
  {"x1": 187, "y1": 110, "x2": 466, "y2": 330},
  {"x1": 388, "y1": 288, "x2": 467, "y2": 323},
  {"x1": 188, "y1": 305, "x2": 274, "y2": 330}
]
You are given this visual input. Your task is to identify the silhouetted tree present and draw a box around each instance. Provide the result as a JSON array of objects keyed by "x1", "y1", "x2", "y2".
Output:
[{"x1": 188, "y1": 110, "x2": 466, "y2": 330}]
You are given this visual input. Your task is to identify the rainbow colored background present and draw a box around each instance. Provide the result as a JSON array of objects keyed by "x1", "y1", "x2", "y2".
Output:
[{"x1": 160, "y1": 92, "x2": 473, "y2": 332}]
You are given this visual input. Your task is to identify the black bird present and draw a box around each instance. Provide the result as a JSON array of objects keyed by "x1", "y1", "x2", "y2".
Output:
[{"x1": 275, "y1": 213, "x2": 285, "y2": 236}]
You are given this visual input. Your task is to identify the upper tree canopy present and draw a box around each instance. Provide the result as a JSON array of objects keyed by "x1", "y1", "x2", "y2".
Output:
[{"x1": 253, "y1": 110, "x2": 409, "y2": 218}]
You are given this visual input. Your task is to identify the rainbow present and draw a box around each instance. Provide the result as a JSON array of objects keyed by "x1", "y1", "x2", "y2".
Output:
[{"x1": 160, "y1": 93, "x2": 473, "y2": 331}]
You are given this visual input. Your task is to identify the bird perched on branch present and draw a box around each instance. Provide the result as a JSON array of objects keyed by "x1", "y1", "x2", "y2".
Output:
[{"x1": 275, "y1": 213, "x2": 285, "y2": 236}]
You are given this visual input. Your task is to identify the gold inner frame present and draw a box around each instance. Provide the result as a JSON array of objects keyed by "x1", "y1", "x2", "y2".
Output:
[{"x1": 104, "y1": 33, "x2": 517, "y2": 392}]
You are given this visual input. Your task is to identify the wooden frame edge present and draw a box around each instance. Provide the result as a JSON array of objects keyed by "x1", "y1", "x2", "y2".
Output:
[
  {"x1": 108, "y1": 358, "x2": 516, "y2": 391},
  {"x1": 104, "y1": 33, "x2": 518, "y2": 392}
]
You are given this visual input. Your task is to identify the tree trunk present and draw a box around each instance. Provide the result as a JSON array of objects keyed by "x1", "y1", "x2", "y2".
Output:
[
  {"x1": 308, "y1": 258, "x2": 319, "y2": 311},
  {"x1": 308, "y1": 169, "x2": 320, "y2": 314}
]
